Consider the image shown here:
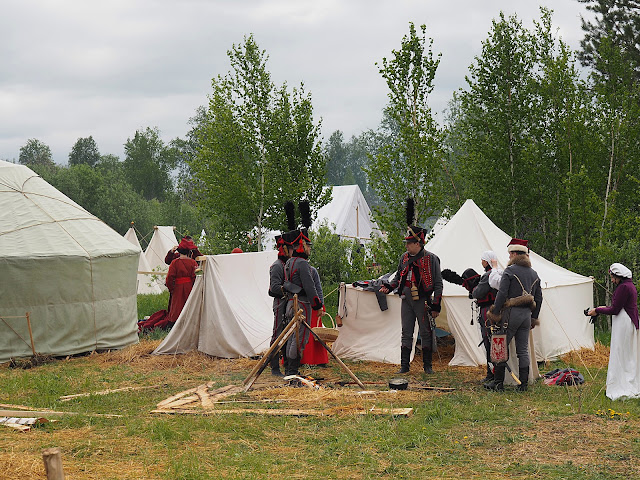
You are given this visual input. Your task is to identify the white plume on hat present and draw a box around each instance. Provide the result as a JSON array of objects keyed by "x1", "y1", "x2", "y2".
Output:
[
  {"x1": 609, "y1": 263, "x2": 632, "y2": 279},
  {"x1": 481, "y1": 251, "x2": 497, "y2": 263}
]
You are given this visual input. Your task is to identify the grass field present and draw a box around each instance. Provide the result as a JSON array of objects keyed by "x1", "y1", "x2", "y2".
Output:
[{"x1": 1, "y1": 332, "x2": 639, "y2": 479}]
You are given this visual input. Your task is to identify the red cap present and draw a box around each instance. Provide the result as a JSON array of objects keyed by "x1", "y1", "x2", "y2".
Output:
[
  {"x1": 178, "y1": 238, "x2": 197, "y2": 250},
  {"x1": 507, "y1": 238, "x2": 529, "y2": 253},
  {"x1": 231, "y1": 247, "x2": 243, "y2": 253}
]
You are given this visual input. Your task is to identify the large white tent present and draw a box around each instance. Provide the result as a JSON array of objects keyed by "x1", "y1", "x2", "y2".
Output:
[
  {"x1": 332, "y1": 199, "x2": 594, "y2": 366},
  {"x1": 123, "y1": 227, "x2": 163, "y2": 295},
  {"x1": 153, "y1": 250, "x2": 276, "y2": 358},
  {"x1": 144, "y1": 226, "x2": 178, "y2": 274},
  {"x1": 0, "y1": 161, "x2": 139, "y2": 362}
]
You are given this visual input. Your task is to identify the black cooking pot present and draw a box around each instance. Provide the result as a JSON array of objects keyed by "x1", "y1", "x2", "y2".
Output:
[{"x1": 388, "y1": 378, "x2": 409, "y2": 390}]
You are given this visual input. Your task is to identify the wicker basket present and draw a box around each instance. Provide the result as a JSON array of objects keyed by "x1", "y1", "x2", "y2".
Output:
[{"x1": 312, "y1": 312, "x2": 340, "y2": 343}]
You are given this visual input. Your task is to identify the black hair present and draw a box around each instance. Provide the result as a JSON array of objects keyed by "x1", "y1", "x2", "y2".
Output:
[{"x1": 177, "y1": 247, "x2": 190, "y2": 255}]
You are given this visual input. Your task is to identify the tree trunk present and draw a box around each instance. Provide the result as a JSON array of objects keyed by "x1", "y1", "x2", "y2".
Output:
[{"x1": 599, "y1": 118, "x2": 618, "y2": 246}]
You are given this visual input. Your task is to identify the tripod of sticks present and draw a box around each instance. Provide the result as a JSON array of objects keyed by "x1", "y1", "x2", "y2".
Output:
[{"x1": 242, "y1": 295, "x2": 365, "y2": 392}]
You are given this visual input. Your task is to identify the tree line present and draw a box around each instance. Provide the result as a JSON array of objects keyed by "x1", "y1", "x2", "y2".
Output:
[{"x1": 7, "y1": 1, "x2": 639, "y2": 313}]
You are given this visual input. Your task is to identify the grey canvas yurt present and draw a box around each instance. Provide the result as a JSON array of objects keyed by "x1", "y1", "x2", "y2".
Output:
[{"x1": 0, "y1": 161, "x2": 140, "y2": 362}]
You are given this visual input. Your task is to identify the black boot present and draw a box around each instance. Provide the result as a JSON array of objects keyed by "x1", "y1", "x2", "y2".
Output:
[
  {"x1": 517, "y1": 367, "x2": 529, "y2": 391},
  {"x1": 270, "y1": 353, "x2": 283, "y2": 377},
  {"x1": 285, "y1": 356, "x2": 300, "y2": 377},
  {"x1": 422, "y1": 348, "x2": 433, "y2": 374},
  {"x1": 482, "y1": 364, "x2": 494, "y2": 383},
  {"x1": 397, "y1": 346, "x2": 411, "y2": 374},
  {"x1": 484, "y1": 365, "x2": 505, "y2": 391}
]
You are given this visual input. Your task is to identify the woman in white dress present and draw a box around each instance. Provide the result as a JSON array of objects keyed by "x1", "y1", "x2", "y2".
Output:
[{"x1": 588, "y1": 263, "x2": 640, "y2": 400}]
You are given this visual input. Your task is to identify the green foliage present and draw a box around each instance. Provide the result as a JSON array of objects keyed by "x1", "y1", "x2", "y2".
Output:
[
  {"x1": 190, "y1": 34, "x2": 329, "y2": 251},
  {"x1": 578, "y1": 0, "x2": 640, "y2": 79},
  {"x1": 18, "y1": 138, "x2": 54, "y2": 168},
  {"x1": 69, "y1": 136, "x2": 101, "y2": 167},
  {"x1": 137, "y1": 291, "x2": 170, "y2": 318},
  {"x1": 366, "y1": 23, "x2": 447, "y2": 235},
  {"x1": 124, "y1": 127, "x2": 177, "y2": 202}
]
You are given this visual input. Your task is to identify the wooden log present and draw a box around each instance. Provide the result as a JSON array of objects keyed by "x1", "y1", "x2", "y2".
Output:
[{"x1": 42, "y1": 447, "x2": 65, "y2": 480}]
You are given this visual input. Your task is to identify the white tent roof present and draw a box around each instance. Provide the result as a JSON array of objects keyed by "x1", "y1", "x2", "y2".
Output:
[
  {"x1": 314, "y1": 185, "x2": 379, "y2": 241},
  {"x1": 144, "y1": 226, "x2": 178, "y2": 273},
  {"x1": 333, "y1": 199, "x2": 594, "y2": 366},
  {"x1": 124, "y1": 227, "x2": 163, "y2": 295},
  {"x1": 153, "y1": 250, "x2": 276, "y2": 358},
  {"x1": 0, "y1": 161, "x2": 139, "y2": 361}
]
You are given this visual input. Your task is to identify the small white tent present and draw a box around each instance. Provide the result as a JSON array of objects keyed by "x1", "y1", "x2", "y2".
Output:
[
  {"x1": 153, "y1": 250, "x2": 276, "y2": 358},
  {"x1": 262, "y1": 185, "x2": 380, "y2": 250},
  {"x1": 332, "y1": 200, "x2": 594, "y2": 366},
  {"x1": 0, "y1": 161, "x2": 139, "y2": 362},
  {"x1": 313, "y1": 185, "x2": 380, "y2": 241},
  {"x1": 123, "y1": 227, "x2": 163, "y2": 295},
  {"x1": 144, "y1": 226, "x2": 178, "y2": 274}
]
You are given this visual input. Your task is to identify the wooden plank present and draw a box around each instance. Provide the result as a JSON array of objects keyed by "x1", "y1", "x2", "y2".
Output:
[
  {"x1": 59, "y1": 384, "x2": 162, "y2": 401},
  {"x1": 156, "y1": 386, "x2": 200, "y2": 408},
  {"x1": 151, "y1": 407, "x2": 413, "y2": 417},
  {"x1": 0, "y1": 409, "x2": 122, "y2": 418}
]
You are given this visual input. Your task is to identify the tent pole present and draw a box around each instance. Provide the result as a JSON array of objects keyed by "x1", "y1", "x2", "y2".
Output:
[{"x1": 26, "y1": 312, "x2": 36, "y2": 356}]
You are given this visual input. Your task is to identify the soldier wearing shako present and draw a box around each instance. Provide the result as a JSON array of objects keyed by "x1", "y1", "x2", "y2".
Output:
[
  {"x1": 267, "y1": 201, "x2": 296, "y2": 377},
  {"x1": 282, "y1": 200, "x2": 323, "y2": 376},
  {"x1": 380, "y1": 199, "x2": 443, "y2": 374}
]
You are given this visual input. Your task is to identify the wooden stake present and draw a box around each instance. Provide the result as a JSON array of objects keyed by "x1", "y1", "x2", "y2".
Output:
[
  {"x1": 302, "y1": 319, "x2": 365, "y2": 389},
  {"x1": 42, "y1": 447, "x2": 65, "y2": 480},
  {"x1": 26, "y1": 311, "x2": 36, "y2": 356}
]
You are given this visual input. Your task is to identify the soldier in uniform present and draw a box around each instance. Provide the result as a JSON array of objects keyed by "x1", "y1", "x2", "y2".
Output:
[
  {"x1": 471, "y1": 251, "x2": 499, "y2": 383},
  {"x1": 267, "y1": 202, "x2": 296, "y2": 377},
  {"x1": 485, "y1": 238, "x2": 543, "y2": 391},
  {"x1": 380, "y1": 199, "x2": 443, "y2": 374},
  {"x1": 282, "y1": 201, "x2": 323, "y2": 377}
]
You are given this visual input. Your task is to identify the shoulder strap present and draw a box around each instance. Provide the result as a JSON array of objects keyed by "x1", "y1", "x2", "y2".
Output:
[{"x1": 513, "y1": 274, "x2": 539, "y2": 295}]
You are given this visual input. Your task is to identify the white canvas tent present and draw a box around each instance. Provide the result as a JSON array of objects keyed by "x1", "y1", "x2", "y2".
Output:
[
  {"x1": 123, "y1": 227, "x2": 163, "y2": 295},
  {"x1": 0, "y1": 160, "x2": 139, "y2": 362},
  {"x1": 262, "y1": 185, "x2": 380, "y2": 250},
  {"x1": 332, "y1": 199, "x2": 594, "y2": 366},
  {"x1": 313, "y1": 185, "x2": 380, "y2": 241},
  {"x1": 153, "y1": 250, "x2": 276, "y2": 358},
  {"x1": 144, "y1": 226, "x2": 178, "y2": 274}
]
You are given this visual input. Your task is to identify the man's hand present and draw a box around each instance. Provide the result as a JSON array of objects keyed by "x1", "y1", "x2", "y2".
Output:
[
  {"x1": 431, "y1": 311, "x2": 440, "y2": 319},
  {"x1": 379, "y1": 286, "x2": 389, "y2": 294}
]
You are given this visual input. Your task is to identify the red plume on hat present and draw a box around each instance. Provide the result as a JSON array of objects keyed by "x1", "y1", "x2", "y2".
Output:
[{"x1": 507, "y1": 238, "x2": 529, "y2": 253}]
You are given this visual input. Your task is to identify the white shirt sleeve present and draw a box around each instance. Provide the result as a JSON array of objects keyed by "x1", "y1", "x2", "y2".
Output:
[{"x1": 488, "y1": 268, "x2": 503, "y2": 290}]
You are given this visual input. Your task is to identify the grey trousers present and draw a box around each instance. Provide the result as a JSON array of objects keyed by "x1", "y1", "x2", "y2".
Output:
[
  {"x1": 400, "y1": 287, "x2": 433, "y2": 350},
  {"x1": 503, "y1": 306, "x2": 532, "y2": 369}
]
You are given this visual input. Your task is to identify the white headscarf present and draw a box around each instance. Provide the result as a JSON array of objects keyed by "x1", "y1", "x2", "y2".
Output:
[
  {"x1": 481, "y1": 251, "x2": 497, "y2": 264},
  {"x1": 609, "y1": 263, "x2": 632, "y2": 278}
]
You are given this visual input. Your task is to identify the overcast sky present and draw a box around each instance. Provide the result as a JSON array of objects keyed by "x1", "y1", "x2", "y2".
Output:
[{"x1": 0, "y1": 1, "x2": 592, "y2": 164}]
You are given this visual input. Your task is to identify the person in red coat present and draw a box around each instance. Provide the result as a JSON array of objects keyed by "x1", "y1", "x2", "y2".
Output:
[{"x1": 165, "y1": 243, "x2": 198, "y2": 325}]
